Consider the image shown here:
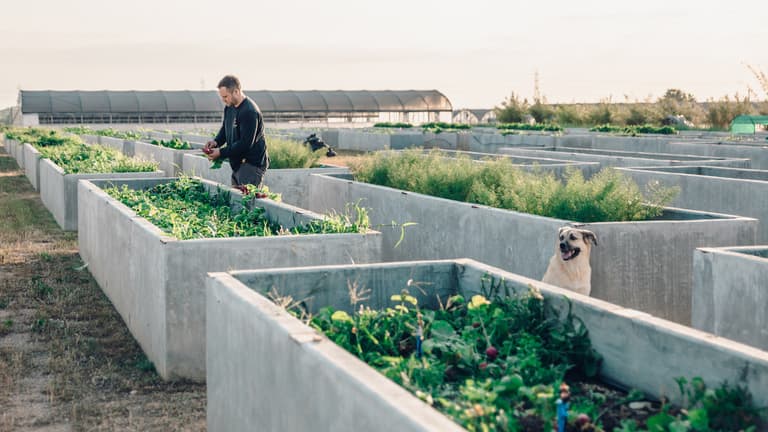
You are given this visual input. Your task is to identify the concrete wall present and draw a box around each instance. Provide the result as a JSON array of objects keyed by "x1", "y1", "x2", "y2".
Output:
[
  {"x1": 39, "y1": 159, "x2": 164, "y2": 231},
  {"x1": 78, "y1": 177, "x2": 384, "y2": 380},
  {"x1": 8, "y1": 139, "x2": 24, "y2": 169},
  {"x1": 304, "y1": 174, "x2": 757, "y2": 324},
  {"x1": 206, "y1": 260, "x2": 768, "y2": 432},
  {"x1": 97, "y1": 136, "x2": 129, "y2": 155},
  {"x1": 132, "y1": 140, "x2": 202, "y2": 176},
  {"x1": 498, "y1": 146, "x2": 751, "y2": 169},
  {"x1": 618, "y1": 166, "x2": 768, "y2": 242},
  {"x1": 558, "y1": 134, "x2": 768, "y2": 170},
  {"x1": 22, "y1": 143, "x2": 41, "y2": 190},
  {"x1": 693, "y1": 246, "x2": 768, "y2": 351}
]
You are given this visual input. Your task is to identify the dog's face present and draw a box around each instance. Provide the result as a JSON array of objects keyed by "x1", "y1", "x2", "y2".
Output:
[{"x1": 556, "y1": 227, "x2": 597, "y2": 262}]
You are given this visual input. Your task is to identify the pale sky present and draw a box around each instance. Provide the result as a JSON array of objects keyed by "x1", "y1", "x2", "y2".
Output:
[{"x1": 1, "y1": 0, "x2": 765, "y2": 110}]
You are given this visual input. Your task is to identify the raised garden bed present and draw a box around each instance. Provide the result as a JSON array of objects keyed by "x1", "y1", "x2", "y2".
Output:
[
  {"x1": 78, "y1": 176, "x2": 383, "y2": 380},
  {"x1": 206, "y1": 259, "x2": 768, "y2": 431},
  {"x1": 694, "y1": 246, "x2": 768, "y2": 351}
]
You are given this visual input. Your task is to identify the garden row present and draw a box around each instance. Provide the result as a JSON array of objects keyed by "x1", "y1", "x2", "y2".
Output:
[{"x1": 3, "y1": 127, "x2": 767, "y2": 431}]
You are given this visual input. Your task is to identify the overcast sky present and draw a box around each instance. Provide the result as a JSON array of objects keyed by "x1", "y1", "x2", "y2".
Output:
[{"x1": 1, "y1": 0, "x2": 765, "y2": 110}]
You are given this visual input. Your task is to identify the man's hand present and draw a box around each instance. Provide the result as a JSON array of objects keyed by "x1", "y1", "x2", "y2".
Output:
[
  {"x1": 204, "y1": 140, "x2": 217, "y2": 151},
  {"x1": 206, "y1": 147, "x2": 221, "y2": 160}
]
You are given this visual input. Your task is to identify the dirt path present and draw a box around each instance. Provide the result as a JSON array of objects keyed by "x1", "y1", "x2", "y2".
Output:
[{"x1": 0, "y1": 150, "x2": 205, "y2": 431}]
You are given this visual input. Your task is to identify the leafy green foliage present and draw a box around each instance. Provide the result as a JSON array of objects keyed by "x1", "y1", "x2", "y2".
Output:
[
  {"x1": 373, "y1": 122, "x2": 413, "y2": 128},
  {"x1": 267, "y1": 136, "x2": 324, "y2": 169},
  {"x1": 350, "y1": 149, "x2": 678, "y2": 222},
  {"x1": 150, "y1": 138, "x2": 192, "y2": 150},
  {"x1": 589, "y1": 124, "x2": 677, "y2": 135},
  {"x1": 104, "y1": 177, "x2": 368, "y2": 240},
  {"x1": 284, "y1": 277, "x2": 601, "y2": 430},
  {"x1": 63, "y1": 126, "x2": 144, "y2": 140},
  {"x1": 421, "y1": 122, "x2": 472, "y2": 134},
  {"x1": 497, "y1": 122, "x2": 563, "y2": 132},
  {"x1": 37, "y1": 142, "x2": 158, "y2": 174}
]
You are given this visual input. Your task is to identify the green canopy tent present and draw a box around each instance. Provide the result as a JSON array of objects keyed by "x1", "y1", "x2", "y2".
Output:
[{"x1": 730, "y1": 115, "x2": 768, "y2": 134}]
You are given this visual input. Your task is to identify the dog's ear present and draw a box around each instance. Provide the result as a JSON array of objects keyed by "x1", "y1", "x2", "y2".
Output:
[
  {"x1": 581, "y1": 229, "x2": 598, "y2": 246},
  {"x1": 558, "y1": 226, "x2": 568, "y2": 237}
]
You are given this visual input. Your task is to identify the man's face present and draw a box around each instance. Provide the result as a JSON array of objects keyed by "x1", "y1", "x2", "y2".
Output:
[{"x1": 218, "y1": 87, "x2": 240, "y2": 107}]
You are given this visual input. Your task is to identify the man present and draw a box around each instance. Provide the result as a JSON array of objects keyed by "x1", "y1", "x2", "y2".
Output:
[{"x1": 205, "y1": 75, "x2": 269, "y2": 188}]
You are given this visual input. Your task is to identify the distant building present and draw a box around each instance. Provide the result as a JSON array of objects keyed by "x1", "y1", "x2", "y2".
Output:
[
  {"x1": 452, "y1": 108, "x2": 496, "y2": 125},
  {"x1": 17, "y1": 90, "x2": 453, "y2": 126}
]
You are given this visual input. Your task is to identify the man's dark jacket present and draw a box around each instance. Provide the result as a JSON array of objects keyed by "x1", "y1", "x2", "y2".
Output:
[{"x1": 214, "y1": 96, "x2": 268, "y2": 172}]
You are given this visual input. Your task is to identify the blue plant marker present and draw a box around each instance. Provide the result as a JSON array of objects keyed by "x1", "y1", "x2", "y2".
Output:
[
  {"x1": 415, "y1": 312, "x2": 424, "y2": 359},
  {"x1": 556, "y1": 382, "x2": 570, "y2": 432}
]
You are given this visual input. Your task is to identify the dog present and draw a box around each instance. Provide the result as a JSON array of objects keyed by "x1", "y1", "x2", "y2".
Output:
[{"x1": 542, "y1": 226, "x2": 597, "y2": 296}]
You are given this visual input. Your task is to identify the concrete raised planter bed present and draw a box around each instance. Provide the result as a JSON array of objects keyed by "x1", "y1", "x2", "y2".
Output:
[
  {"x1": 618, "y1": 166, "x2": 768, "y2": 242},
  {"x1": 77, "y1": 177, "x2": 383, "y2": 380},
  {"x1": 22, "y1": 143, "x2": 42, "y2": 190},
  {"x1": 132, "y1": 140, "x2": 203, "y2": 176},
  {"x1": 7, "y1": 138, "x2": 25, "y2": 168},
  {"x1": 558, "y1": 134, "x2": 768, "y2": 170},
  {"x1": 39, "y1": 159, "x2": 164, "y2": 231},
  {"x1": 97, "y1": 136, "x2": 130, "y2": 155},
  {"x1": 181, "y1": 153, "x2": 351, "y2": 207},
  {"x1": 302, "y1": 174, "x2": 758, "y2": 325},
  {"x1": 693, "y1": 246, "x2": 768, "y2": 351},
  {"x1": 498, "y1": 146, "x2": 750, "y2": 169},
  {"x1": 206, "y1": 259, "x2": 768, "y2": 431}
]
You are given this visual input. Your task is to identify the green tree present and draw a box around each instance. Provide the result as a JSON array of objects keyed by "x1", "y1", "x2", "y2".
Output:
[{"x1": 495, "y1": 92, "x2": 529, "y2": 123}]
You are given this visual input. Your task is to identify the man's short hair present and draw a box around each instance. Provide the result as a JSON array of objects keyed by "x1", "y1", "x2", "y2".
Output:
[{"x1": 218, "y1": 75, "x2": 241, "y2": 91}]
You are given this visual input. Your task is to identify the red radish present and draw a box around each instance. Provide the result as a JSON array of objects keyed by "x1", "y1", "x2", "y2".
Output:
[{"x1": 485, "y1": 346, "x2": 498, "y2": 361}]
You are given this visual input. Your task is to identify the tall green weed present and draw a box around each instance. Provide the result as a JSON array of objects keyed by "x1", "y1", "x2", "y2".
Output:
[{"x1": 351, "y1": 149, "x2": 678, "y2": 222}]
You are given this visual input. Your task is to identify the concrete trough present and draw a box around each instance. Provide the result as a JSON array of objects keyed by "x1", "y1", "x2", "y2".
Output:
[
  {"x1": 618, "y1": 166, "x2": 768, "y2": 243},
  {"x1": 206, "y1": 259, "x2": 768, "y2": 431},
  {"x1": 22, "y1": 143, "x2": 42, "y2": 190},
  {"x1": 98, "y1": 136, "x2": 130, "y2": 155},
  {"x1": 77, "y1": 177, "x2": 384, "y2": 380},
  {"x1": 303, "y1": 174, "x2": 758, "y2": 325},
  {"x1": 498, "y1": 146, "x2": 751, "y2": 169},
  {"x1": 132, "y1": 140, "x2": 204, "y2": 176},
  {"x1": 39, "y1": 159, "x2": 164, "y2": 231},
  {"x1": 7, "y1": 138, "x2": 25, "y2": 169},
  {"x1": 558, "y1": 134, "x2": 768, "y2": 170},
  {"x1": 181, "y1": 153, "x2": 351, "y2": 207},
  {"x1": 426, "y1": 149, "x2": 601, "y2": 179},
  {"x1": 693, "y1": 246, "x2": 768, "y2": 352}
]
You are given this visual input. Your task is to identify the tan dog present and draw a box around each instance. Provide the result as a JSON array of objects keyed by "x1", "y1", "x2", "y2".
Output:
[{"x1": 542, "y1": 226, "x2": 597, "y2": 296}]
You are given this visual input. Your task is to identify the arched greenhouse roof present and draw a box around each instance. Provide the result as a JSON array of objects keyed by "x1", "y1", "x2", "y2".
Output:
[{"x1": 20, "y1": 90, "x2": 452, "y2": 114}]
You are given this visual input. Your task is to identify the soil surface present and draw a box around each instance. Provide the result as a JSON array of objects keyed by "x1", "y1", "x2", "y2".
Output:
[{"x1": 0, "y1": 150, "x2": 205, "y2": 432}]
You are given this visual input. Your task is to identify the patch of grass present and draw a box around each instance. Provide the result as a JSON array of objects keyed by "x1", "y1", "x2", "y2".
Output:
[{"x1": 135, "y1": 354, "x2": 156, "y2": 373}]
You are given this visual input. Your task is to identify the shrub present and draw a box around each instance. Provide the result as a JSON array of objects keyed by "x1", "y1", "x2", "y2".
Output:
[
  {"x1": 267, "y1": 136, "x2": 323, "y2": 169},
  {"x1": 350, "y1": 149, "x2": 678, "y2": 222}
]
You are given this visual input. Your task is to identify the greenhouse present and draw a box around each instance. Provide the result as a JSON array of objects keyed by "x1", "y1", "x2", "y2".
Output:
[
  {"x1": 18, "y1": 89, "x2": 452, "y2": 126},
  {"x1": 730, "y1": 115, "x2": 768, "y2": 134}
]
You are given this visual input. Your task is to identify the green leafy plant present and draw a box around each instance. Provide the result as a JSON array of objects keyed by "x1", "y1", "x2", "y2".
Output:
[
  {"x1": 150, "y1": 137, "x2": 192, "y2": 150},
  {"x1": 37, "y1": 142, "x2": 158, "y2": 174},
  {"x1": 589, "y1": 124, "x2": 677, "y2": 135},
  {"x1": 279, "y1": 277, "x2": 601, "y2": 430},
  {"x1": 497, "y1": 122, "x2": 564, "y2": 132},
  {"x1": 104, "y1": 177, "x2": 369, "y2": 240},
  {"x1": 350, "y1": 149, "x2": 678, "y2": 222},
  {"x1": 267, "y1": 136, "x2": 324, "y2": 169},
  {"x1": 373, "y1": 122, "x2": 413, "y2": 128}
]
